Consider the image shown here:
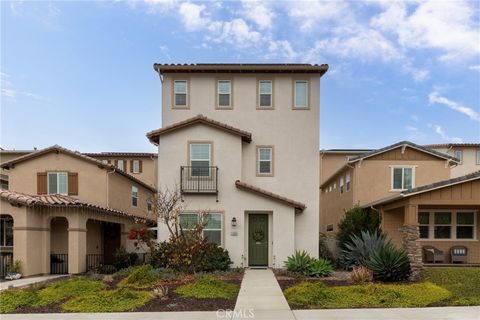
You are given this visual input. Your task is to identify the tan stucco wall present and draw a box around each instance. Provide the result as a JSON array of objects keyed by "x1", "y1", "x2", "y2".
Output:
[
  {"x1": 107, "y1": 172, "x2": 152, "y2": 218},
  {"x1": 86, "y1": 219, "x2": 103, "y2": 255},
  {"x1": 50, "y1": 218, "x2": 68, "y2": 254},
  {"x1": 381, "y1": 207, "x2": 405, "y2": 247},
  {"x1": 158, "y1": 73, "x2": 320, "y2": 263},
  {"x1": 431, "y1": 147, "x2": 480, "y2": 178},
  {"x1": 320, "y1": 152, "x2": 362, "y2": 184}
]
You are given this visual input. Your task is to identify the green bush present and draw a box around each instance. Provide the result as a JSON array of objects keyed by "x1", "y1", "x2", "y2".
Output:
[
  {"x1": 35, "y1": 278, "x2": 105, "y2": 306},
  {"x1": 308, "y1": 258, "x2": 333, "y2": 277},
  {"x1": 337, "y1": 205, "x2": 380, "y2": 249},
  {"x1": 62, "y1": 288, "x2": 151, "y2": 312},
  {"x1": 175, "y1": 276, "x2": 239, "y2": 299},
  {"x1": 112, "y1": 265, "x2": 141, "y2": 280},
  {"x1": 0, "y1": 289, "x2": 39, "y2": 313},
  {"x1": 198, "y1": 243, "x2": 233, "y2": 272},
  {"x1": 284, "y1": 281, "x2": 451, "y2": 308},
  {"x1": 113, "y1": 247, "x2": 138, "y2": 270},
  {"x1": 341, "y1": 230, "x2": 389, "y2": 270},
  {"x1": 150, "y1": 267, "x2": 178, "y2": 282},
  {"x1": 118, "y1": 264, "x2": 158, "y2": 288},
  {"x1": 367, "y1": 246, "x2": 411, "y2": 282},
  {"x1": 285, "y1": 250, "x2": 314, "y2": 275}
]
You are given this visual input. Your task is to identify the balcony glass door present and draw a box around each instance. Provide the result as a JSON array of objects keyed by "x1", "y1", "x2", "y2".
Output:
[{"x1": 190, "y1": 143, "x2": 211, "y2": 177}]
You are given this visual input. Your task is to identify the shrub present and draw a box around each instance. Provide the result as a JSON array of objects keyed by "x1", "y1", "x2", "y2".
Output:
[
  {"x1": 367, "y1": 246, "x2": 411, "y2": 282},
  {"x1": 113, "y1": 247, "x2": 138, "y2": 270},
  {"x1": 0, "y1": 289, "x2": 39, "y2": 313},
  {"x1": 308, "y1": 258, "x2": 333, "y2": 277},
  {"x1": 285, "y1": 250, "x2": 314, "y2": 276},
  {"x1": 318, "y1": 236, "x2": 336, "y2": 264},
  {"x1": 118, "y1": 265, "x2": 158, "y2": 288},
  {"x1": 350, "y1": 266, "x2": 373, "y2": 283},
  {"x1": 337, "y1": 205, "x2": 380, "y2": 249},
  {"x1": 175, "y1": 276, "x2": 239, "y2": 299},
  {"x1": 198, "y1": 243, "x2": 233, "y2": 272},
  {"x1": 35, "y1": 278, "x2": 105, "y2": 306},
  {"x1": 7, "y1": 260, "x2": 22, "y2": 274},
  {"x1": 112, "y1": 265, "x2": 141, "y2": 280},
  {"x1": 284, "y1": 282, "x2": 451, "y2": 308},
  {"x1": 341, "y1": 230, "x2": 389, "y2": 270},
  {"x1": 150, "y1": 267, "x2": 178, "y2": 282},
  {"x1": 62, "y1": 288, "x2": 152, "y2": 312}
]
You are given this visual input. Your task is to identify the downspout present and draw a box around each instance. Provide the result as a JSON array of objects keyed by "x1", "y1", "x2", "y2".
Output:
[
  {"x1": 370, "y1": 205, "x2": 382, "y2": 227},
  {"x1": 106, "y1": 167, "x2": 116, "y2": 208}
]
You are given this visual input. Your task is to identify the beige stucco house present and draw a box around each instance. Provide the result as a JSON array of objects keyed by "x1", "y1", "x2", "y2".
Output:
[
  {"x1": 0, "y1": 145, "x2": 155, "y2": 277},
  {"x1": 426, "y1": 143, "x2": 480, "y2": 178},
  {"x1": 147, "y1": 63, "x2": 328, "y2": 268}
]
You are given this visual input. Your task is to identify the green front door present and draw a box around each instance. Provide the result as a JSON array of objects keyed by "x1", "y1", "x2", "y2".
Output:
[{"x1": 248, "y1": 214, "x2": 268, "y2": 266}]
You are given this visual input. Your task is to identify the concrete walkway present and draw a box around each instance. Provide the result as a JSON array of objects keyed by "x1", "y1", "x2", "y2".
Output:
[{"x1": 0, "y1": 275, "x2": 68, "y2": 291}]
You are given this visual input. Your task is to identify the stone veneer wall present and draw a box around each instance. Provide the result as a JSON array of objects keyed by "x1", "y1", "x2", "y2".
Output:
[{"x1": 399, "y1": 225, "x2": 423, "y2": 281}]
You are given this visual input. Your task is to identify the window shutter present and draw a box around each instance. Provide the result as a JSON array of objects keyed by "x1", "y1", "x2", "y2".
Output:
[
  {"x1": 114, "y1": 160, "x2": 118, "y2": 167},
  {"x1": 130, "y1": 160, "x2": 134, "y2": 173},
  {"x1": 37, "y1": 172, "x2": 47, "y2": 195},
  {"x1": 139, "y1": 160, "x2": 143, "y2": 173},
  {"x1": 68, "y1": 172, "x2": 78, "y2": 195}
]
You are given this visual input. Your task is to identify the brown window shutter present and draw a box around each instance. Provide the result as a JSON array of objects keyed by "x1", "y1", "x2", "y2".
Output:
[
  {"x1": 114, "y1": 160, "x2": 118, "y2": 167},
  {"x1": 37, "y1": 172, "x2": 47, "y2": 195},
  {"x1": 139, "y1": 160, "x2": 143, "y2": 173},
  {"x1": 130, "y1": 160, "x2": 134, "y2": 173},
  {"x1": 68, "y1": 172, "x2": 78, "y2": 195}
]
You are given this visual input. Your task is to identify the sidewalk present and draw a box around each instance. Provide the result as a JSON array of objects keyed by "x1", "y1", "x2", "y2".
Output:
[{"x1": 0, "y1": 275, "x2": 68, "y2": 291}]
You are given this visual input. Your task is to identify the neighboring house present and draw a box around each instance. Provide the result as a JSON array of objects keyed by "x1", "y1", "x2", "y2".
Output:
[
  {"x1": 319, "y1": 149, "x2": 373, "y2": 186},
  {"x1": 0, "y1": 145, "x2": 155, "y2": 277},
  {"x1": 320, "y1": 141, "x2": 459, "y2": 235},
  {"x1": 367, "y1": 172, "x2": 480, "y2": 264},
  {"x1": 426, "y1": 143, "x2": 480, "y2": 178},
  {"x1": 147, "y1": 63, "x2": 328, "y2": 268},
  {"x1": 0, "y1": 149, "x2": 34, "y2": 190}
]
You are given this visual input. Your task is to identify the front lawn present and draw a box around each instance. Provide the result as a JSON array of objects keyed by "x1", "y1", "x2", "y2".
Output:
[{"x1": 424, "y1": 267, "x2": 480, "y2": 306}]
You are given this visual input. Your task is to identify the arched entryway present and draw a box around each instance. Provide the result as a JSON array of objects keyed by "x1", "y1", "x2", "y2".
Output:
[
  {"x1": 50, "y1": 217, "x2": 69, "y2": 274},
  {"x1": 0, "y1": 214, "x2": 14, "y2": 278}
]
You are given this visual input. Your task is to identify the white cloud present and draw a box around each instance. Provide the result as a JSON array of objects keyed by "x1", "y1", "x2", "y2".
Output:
[
  {"x1": 0, "y1": 71, "x2": 42, "y2": 100},
  {"x1": 241, "y1": 0, "x2": 274, "y2": 30},
  {"x1": 213, "y1": 18, "x2": 262, "y2": 48},
  {"x1": 178, "y1": 2, "x2": 210, "y2": 31},
  {"x1": 288, "y1": 0, "x2": 352, "y2": 32},
  {"x1": 268, "y1": 40, "x2": 297, "y2": 60},
  {"x1": 431, "y1": 124, "x2": 463, "y2": 143},
  {"x1": 469, "y1": 65, "x2": 480, "y2": 71},
  {"x1": 405, "y1": 125, "x2": 427, "y2": 141},
  {"x1": 428, "y1": 91, "x2": 480, "y2": 122}
]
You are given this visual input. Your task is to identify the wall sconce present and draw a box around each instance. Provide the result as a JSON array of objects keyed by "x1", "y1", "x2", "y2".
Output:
[{"x1": 231, "y1": 217, "x2": 237, "y2": 227}]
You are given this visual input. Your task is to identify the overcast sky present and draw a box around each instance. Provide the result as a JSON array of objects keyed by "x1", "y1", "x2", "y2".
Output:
[{"x1": 1, "y1": 0, "x2": 479, "y2": 152}]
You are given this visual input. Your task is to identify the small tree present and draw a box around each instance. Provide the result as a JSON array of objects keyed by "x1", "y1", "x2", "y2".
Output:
[{"x1": 336, "y1": 205, "x2": 381, "y2": 249}]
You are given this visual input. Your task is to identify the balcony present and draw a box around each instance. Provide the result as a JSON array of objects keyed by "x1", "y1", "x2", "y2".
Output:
[{"x1": 180, "y1": 166, "x2": 218, "y2": 195}]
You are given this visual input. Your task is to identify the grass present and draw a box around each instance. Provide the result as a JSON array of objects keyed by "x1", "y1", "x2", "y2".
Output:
[
  {"x1": 424, "y1": 267, "x2": 480, "y2": 306},
  {"x1": 0, "y1": 288, "x2": 39, "y2": 313},
  {"x1": 118, "y1": 265, "x2": 159, "y2": 288},
  {"x1": 35, "y1": 278, "x2": 105, "y2": 306},
  {"x1": 284, "y1": 281, "x2": 452, "y2": 309},
  {"x1": 61, "y1": 288, "x2": 152, "y2": 312},
  {"x1": 175, "y1": 275, "x2": 239, "y2": 299}
]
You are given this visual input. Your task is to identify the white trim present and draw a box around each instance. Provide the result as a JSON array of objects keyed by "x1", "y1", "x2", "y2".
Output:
[
  {"x1": 179, "y1": 211, "x2": 224, "y2": 247},
  {"x1": 258, "y1": 147, "x2": 273, "y2": 175},
  {"x1": 258, "y1": 80, "x2": 273, "y2": 108},
  {"x1": 174, "y1": 80, "x2": 188, "y2": 107},
  {"x1": 217, "y1": 80, "x2": 231, "y2": 108},
  {"x1": 47, "y1": 172, "x2": 68, "y2": 195},
  {"x1": 389, "y1": 165, "x2": 417, "y2": 191},
  {"x1": 294, "y1": 80, "x2": 308, "y2": 109},
  {"x1": 131, "y1": 185, "x2": 138, "y2": 207},
  {"x1": 132, "y1": 160, "x2": 140, "y2": 174}
]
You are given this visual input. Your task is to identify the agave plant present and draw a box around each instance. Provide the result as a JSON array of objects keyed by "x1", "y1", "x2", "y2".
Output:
[
  {"x1": 341, "y1": 230, "x2": 390, "y2": 270},
  {"x1": 284, "y1": 250, "x2": 314, "y2": 275},
  {"x1": 308, "y1": 258, "x2": 333, "y2": 277},
  {"x1": 367, "y1": 246, "x2": 411, "y2": 282}
]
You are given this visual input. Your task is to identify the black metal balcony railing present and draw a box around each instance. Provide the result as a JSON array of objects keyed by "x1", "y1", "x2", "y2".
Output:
[
  {"x1": 86, "y1": 254, "x2": 116, "y2": 274},
  {"x1": 180, "y1": 166, "x2": 218, "y2": 194}
]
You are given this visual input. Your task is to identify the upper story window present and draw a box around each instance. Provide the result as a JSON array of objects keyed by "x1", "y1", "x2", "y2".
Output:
[
  {"x1": 116, "y1": 159, "x2": 125, "y2": 171},
  {"x1": 454, "y1": 150, "x2": 463, "y2": 163},
  {"x1": 257, "y1": 146, "x2": 273, "y2": 176},
  {"x1": 477, "y1": 150, "x2": 480, "y2": 165},
  {"x1": 190, "y1": 143, "x2": 211, "y2": 176},
  {"x1": 48, "y1": 172, "x2": 68, "y2": 195},
  {"x1": 294, "y1": 80, "x2": 309, "y2": 109},
  {"x1": 217, "y1": 80, "x2": 232, "y2": 108},
  {"x1": 258, "y1": 80, "x2": 273, "y2": 109},
  {"x1": 340, "y1": 176, "x2": 344, "y2": 194},
  {"x1": 174, "y1": 80, "x2": 188, "y2": 108},
  {"x1": 132, "y1": 160, "x2": 141, "y2": 174},
  {"x1": 179, "y1": 212, "x2": 222, "y2": 246},
  {"x1": 391, "y1": 166, "x2": 414, "y2": 191},
  {"x1": 346, "y1": 173, "x2": 351, "y2": 192},
  {"x1": 131, "y1": 186, "x2": 138, "y2": 207}
]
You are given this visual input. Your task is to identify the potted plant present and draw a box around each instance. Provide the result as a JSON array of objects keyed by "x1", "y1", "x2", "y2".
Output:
[{"x1": 5, "y1": 260, "x2": 22, "y2": 280}]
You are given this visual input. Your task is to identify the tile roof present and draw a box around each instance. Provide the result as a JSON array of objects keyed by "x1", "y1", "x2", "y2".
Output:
[
  {"x1": 0, "y1": 190, "x2": 151, "y2": 222},
  {"x1": 0, "y1": 145, "x2": 156, "y2": 193},
  {"x1": 362, "y1": 171, "x2": 480, "y2": 208},
  {"x1": 424, "y1": 143, "x2": 480, "y2": 148},
  {"x1": 235, "y1": 180, "x2": 306, "y2": 211},
  {"x1": 153, "y1": 63, "x2": 329, "y2": 75},
  {"x1": 83, "y1": 152, "x2": 157, "y2": 157},
  {"x1": 147, "y1": 114, "x2": 252, "y2": 145}
]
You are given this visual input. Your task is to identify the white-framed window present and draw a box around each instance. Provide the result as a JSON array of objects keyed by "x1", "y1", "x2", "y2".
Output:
[
  {"x1": 174, "y1": 80, "x2": 188, "y2": 107},
  {"x1": 391, "y1": 166, "x2": 415, "y2": 191},
  {"x1": 454, "y1": 150, "x2": 463, "y2": 163},
  {"x1": 48, "y1": 172, "x2": 68, "y2": 195},
  {"x1": 418, "y1": 210, "x2": 477, "y2": 240},
  {"x1": 476, "y1": 150, "x2": 480, "y2": 165},
  {"x1": 294, "y1": 80, "x2": 308, "y2": 109},
  {"x1": 217, "y1": 80, "x2": 231, "y2": 107},
  {"x1": 340, "y1": 176, "x2": 344, "y2": 194},
  {"x1": 346, "y1": 173, "x2": 351, "y2": 192},
  {"x1": 259, "y1": 80, "x2": 272, "y2": 108},
  {"x1": 257, "y1": 147, "x2": 273, "y2": 175},
  {"x1": 131, "y1": 186, "x2": 138, "y2": 207},
  {"x1": 179, "y1": 212, "x2": 222, "y2": 246},
  {"x1": 117, "y1": 160, "x2": 125, "y2": 171},
  {"x1": 133, "y1": 160, "x2": 140, "y2": 174},
  {"x1": 190, "y1": 143, "x2": 211, "y2": 176}
]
